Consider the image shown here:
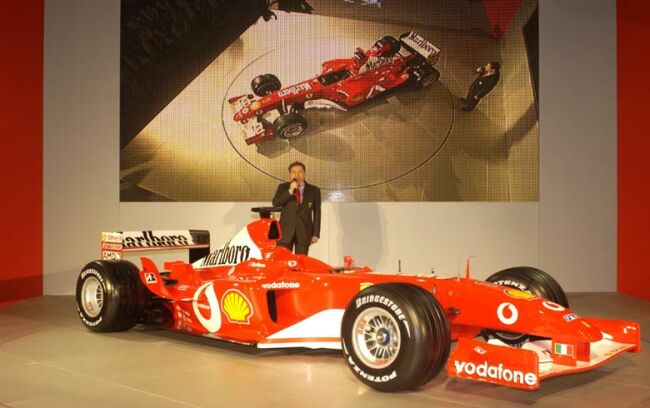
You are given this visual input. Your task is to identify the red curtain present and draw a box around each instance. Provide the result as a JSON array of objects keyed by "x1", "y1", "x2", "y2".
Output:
[
  {"x1": 482, "y1": 0, "x2": 524, "y2": 39},
  {"x1": 618, "y1": 0, "x2": 650, "y2": 301},
  {"x1": 0, "y1": 0, "x2": 44, "y2": 304}
]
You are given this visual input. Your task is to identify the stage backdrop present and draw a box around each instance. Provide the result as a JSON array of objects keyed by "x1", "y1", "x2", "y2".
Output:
[{"x1": 120, "y1": 0, "x2": 538, "y2": 202}]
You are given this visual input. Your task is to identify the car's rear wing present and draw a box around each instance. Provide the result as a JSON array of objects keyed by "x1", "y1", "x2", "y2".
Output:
[
  {"x1": 228, "y1": 94, "x2": 275, "y2": 144},
  {"x1": 399, "y1": 31, "x2": 440, "y2": 65},
  {"x1": 100, "y1": 230, "x2": 210, "y2": 263}
]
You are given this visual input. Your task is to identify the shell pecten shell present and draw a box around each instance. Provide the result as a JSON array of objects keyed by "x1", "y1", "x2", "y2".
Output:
[{"x1": 221, "y1": 289, "x2": 253, "y2": 324}]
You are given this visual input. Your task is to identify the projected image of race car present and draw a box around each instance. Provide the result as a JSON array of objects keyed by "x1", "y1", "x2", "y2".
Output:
[
  {"x1": 229, "y1": 31, "x2": 441, "y2": 144},
  {"x1": 76, "y1": 208, "x2": 640, "y2": 392}
]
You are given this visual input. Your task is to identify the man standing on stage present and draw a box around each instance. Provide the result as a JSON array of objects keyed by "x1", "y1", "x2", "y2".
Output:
[
  {"x1": 272, "y1": 161, "x2": 321, "y2": 255},
  {"x1": 461, "y1": 61, "x2": 501, "y2": 111}
]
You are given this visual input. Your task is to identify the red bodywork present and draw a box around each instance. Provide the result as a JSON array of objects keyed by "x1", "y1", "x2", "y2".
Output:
[
  {"x1": 229, "y1": 32, "x2": 440, "y2": 144},
  {"x1": 104, "y1": 217, "x2": 641, "y2": 390}
]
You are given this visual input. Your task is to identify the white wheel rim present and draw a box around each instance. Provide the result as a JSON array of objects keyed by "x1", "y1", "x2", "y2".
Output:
[
  {"x1": 352, "y1": 307, "x2": 401, "y2": 369},
  {"x1": 81, "y1": 275, "x2": 104, "y2": 318},
  {"x1": 283, "y1": 123, "x2": 304, "y2": 138}
]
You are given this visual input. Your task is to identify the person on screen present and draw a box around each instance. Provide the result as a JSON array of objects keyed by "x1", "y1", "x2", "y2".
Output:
[
  {"x1": 272, "y1": 161, "x2": 321, "y2": 255},
  {"x1": 461, "y1": 62, "x2": 501, "y2": 111}
]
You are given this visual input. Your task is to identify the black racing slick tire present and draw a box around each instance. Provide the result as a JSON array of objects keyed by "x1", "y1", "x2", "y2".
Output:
[
  {"x1": 341, "y1": 283, "x2": 450, "y2": 392},
  {"x1": 374, "y1": 35, "x2": 401, "y2": 58},
  {"x1": 75, "y1": 260, "x2": 147, "y2": 332},
  {"x1": 251, "y1": 74, "x2": 281, "y2": 97},
  {"x1": 483, "y1": 267, "x2": 569, "y2": 346},
  {"x1": 415, "y1": 67, "x2": 440, "y2": 88},
  {"x1": 273, "y1": 112, "x2": 308, "y2": 140},
  {"x1": 487, "y1": 267, "x2": 569, "y2": 308}
]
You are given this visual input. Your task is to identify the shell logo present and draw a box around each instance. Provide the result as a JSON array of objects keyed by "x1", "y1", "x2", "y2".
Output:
[
  {"x1": 360, "y1": 282, "x2": 373, "y2": 291},
  {"x1": 504, "y1": 288, "x2": 537, "y2": 300},
  {"x1": 221, "y1": 289, "x2": 253, "y2": 324}
]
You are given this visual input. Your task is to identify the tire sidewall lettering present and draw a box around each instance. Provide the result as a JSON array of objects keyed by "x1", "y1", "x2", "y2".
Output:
[
  {"x1": 78, "y1": 309, "x2": 103, "y2": 327},
  {"x1": 80, "y1": 268, "x2": 104, "y2": 284},
  {"x1": 493, "y1": 279, "x2": 527, "y2": 291},
  {"x1": 343, "y1": 284, "x2": 450, "y2": 391},
  {"x1": 343, "y1": 342, "x2": 399, "y2": 384},
  {"x1": 354, "y1": 294, "x2": 408, "y2": 324},
  {"x1": 345, "y1": 290, "x2": 412, "y2": 385}
]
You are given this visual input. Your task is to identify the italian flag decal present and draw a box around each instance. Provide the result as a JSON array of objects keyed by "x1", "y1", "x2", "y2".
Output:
[{"x1": 554, "y1": 343, "x2": 575, "y2": 356}]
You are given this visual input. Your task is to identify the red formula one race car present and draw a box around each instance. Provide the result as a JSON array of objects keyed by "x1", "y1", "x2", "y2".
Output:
[
  {"x1": 76, "y1": 208, "x2": 641, "y2": 392},
  {"x1": 229, "y1": 32, "x2": 441, "y2": 144}
]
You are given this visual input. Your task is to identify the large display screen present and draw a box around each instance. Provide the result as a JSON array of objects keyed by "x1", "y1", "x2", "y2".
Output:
[{"x1": 120, "y1": 0, "x2": 538, "y2": 202}]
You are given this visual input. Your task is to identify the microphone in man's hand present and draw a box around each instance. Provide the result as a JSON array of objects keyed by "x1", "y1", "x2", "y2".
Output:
[{"x1": 292, "y1": 179, "x2": 301, "y2": 204}]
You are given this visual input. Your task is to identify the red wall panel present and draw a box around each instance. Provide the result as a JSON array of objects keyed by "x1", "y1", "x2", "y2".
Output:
[
  {"x1": 618, "y1": 0, "x2": 650, "y2": 301},
  {"x1": 0, "y1": 0, "x2": 44, "y2": 304},
  {"x1": 482, "y1": 0, "x2": 524, "y2": 39}
]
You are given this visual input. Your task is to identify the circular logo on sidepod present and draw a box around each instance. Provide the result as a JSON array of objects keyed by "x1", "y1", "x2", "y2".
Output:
[{"x1": 542, "y1": 300, "x2": 565, "y2": 312}]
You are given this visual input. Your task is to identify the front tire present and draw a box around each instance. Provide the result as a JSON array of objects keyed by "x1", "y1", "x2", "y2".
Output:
[
  {"x1": 341, "y1": 283, "x2": 450, "y2": 392},
  {"x1": 483, "y1": 267, "x2": 569, "y2": 346},
  {"x1": 76, "y1": 260, "x2": 147, "y2": 332},
  {"x1": 273, "y1": 112, "x2": 307, "y2": 140}
]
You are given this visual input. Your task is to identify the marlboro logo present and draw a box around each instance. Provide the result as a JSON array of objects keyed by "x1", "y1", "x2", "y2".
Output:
[
  {"x1": 200, "y1": 240, "x2": 251, "y2": 267},
  {"x1": 277, "y1": 83, "x2": 312, "y2": 97},
  {"x1": 123, "y1": 231, "x2": 191, "y2": 248},
  {"x1": 402, "y1": 31, "x2": 439, "y2": 60},
  {"x1": 407, "y1": 32, "x2": 436, "y2": 55}
]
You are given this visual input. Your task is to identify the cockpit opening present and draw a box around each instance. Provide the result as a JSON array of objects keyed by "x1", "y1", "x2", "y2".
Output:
[{"x1": 318, "y1": 69, "x2": 352, "y2": 85}]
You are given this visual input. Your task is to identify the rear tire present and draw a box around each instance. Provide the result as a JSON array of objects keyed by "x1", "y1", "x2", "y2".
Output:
[
  {"x1": 273, "y1": 112, "x2": 307, "y2": 140},
  {"x1": 374, "y1": 35, "x2": 401, "y2": 58},
  {"x1": 415, "y1": 67, "x2": 440, "y2": 88},
  {"x1": 251, "y1": 74, "x2": 281, "y2": 97},
  {"x1": 76, "y1": 260, "x2": 147, "y2": 332},
  {"x1": 341, "y1": 283, "x2": 450, "y2": 391},
  {"x1": 483, "y1": 267, "x2": 569, "y2": 347}
]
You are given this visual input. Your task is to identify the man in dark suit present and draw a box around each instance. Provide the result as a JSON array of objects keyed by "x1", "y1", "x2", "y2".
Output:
[
  {"x1": 462, "y1": 61, "x2": 501, "y2": 111},
  {"x1": 272, "y1": 161, "x2": 321, "y2": 255}
]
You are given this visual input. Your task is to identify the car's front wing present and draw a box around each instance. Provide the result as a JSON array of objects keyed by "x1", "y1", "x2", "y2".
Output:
[{"x1": 448, "y1": 318, "x2": 641, "y2": 390}]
